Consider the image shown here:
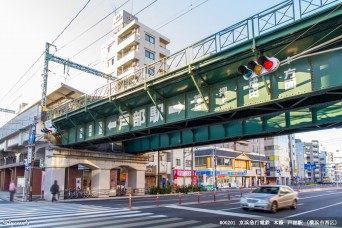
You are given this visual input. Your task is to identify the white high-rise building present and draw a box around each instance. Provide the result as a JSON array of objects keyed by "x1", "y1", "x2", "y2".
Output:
[
  {"x1": 101, "y1": 10, "x2": 170, "y2": 79},
  {"x1": 295, "y1": 139, "x2": 306, "y2": 183},
  {"x1": 264, "y1": 135, "x2": 292, "y2": 185}
]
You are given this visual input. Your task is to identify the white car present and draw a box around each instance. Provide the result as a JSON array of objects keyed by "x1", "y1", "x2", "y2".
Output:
[{"x1": 240, "y1": 185, "x2": 298, "y2": 213}]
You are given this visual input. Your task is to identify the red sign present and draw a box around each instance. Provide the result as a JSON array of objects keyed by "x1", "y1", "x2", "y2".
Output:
[{"x1": 173, "y1": 170, "x2": 197, "y2": 177}]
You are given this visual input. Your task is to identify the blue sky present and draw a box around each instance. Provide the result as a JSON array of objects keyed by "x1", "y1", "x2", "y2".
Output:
[{"x1": 0, "y1": 0, "x2": 341, "y2": 151}]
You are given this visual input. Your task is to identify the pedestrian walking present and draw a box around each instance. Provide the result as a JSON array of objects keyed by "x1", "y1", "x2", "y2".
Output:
[
  {"x1": 50, "y1": 180, "x2": 59, "y2": 202},
  {"x1": 9, "y1": 180, "x2": 16, "y2": 202}
]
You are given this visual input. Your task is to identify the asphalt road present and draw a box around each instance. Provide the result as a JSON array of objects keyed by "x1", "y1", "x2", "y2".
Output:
[
  {"x1": 65, "y1": 188, "x2": 342, "y2": 227},
  {"x1": 1, "y1": 188, "x2": 342, "y2": 227}
]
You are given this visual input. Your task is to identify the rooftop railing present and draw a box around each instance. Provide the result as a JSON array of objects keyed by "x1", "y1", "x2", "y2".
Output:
[{"x1": 48, "y1": 0, "x2": 341, "y2": 120}]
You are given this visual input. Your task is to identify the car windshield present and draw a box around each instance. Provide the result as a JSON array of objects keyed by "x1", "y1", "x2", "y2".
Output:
[{"x1": 252, "y1": 187, "x2": 279, "y2": 194}]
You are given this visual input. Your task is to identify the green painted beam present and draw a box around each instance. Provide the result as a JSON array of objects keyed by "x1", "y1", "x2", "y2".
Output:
[{"x1": 124, "y1": 101, "x2": 342, "y2": 153}]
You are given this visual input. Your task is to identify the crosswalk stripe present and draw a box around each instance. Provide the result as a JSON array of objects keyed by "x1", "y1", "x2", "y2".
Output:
[
  {"x1": 29, "y1": 212, "x2": 157, "y2": 228},
  {"x1": 75, "y1": 217, "x2": 182, "y2": 228},
  {"x1": 0, "y1": 206, "x2": 126, "y2": 216},
  {"x1": 147, "y1": 220, "x2": 200, "y2": 228},
  {"x1": 0, "y1": 203, "x2": 220, "y2": 228},
  {"x1": 0, "y1": 208, "x2": 137, "y2": 221},
  {"x1": 54, "y1": 214, "x2": 166, "y2": 228},
  {"x1": 190, "y1": 223, "x2": 221, "y2": 228}
]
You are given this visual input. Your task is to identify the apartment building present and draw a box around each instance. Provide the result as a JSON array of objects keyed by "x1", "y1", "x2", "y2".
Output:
[
  {"x1": 227, "y1": 136, "x2": 293, "y2": 185},
  {"x1": 264, "y1": 135, "x2": 292, "y2": 185},
  {"x1": 101, "y1": 10, "x2": 170, "y2": 79}
]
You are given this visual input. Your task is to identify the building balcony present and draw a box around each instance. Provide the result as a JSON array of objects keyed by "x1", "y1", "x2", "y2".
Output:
[
  {"x1": 117, "y1": 66, "x2": 140, "y2": 79},
  {"x1": 117, "y1": 21, "x2": 139, "y2": 40},
  {"x1": 117, "y1": 34, "x2": 140, "y2": 53},
  {"x1": 116, "y1": 50, "x2": 139, "y2": 69}
]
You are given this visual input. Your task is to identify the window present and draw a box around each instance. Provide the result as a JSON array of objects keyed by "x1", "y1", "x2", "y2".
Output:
[
  {"x1": 216, "y1": 157, "x2": 223, "y2": 165},
  {"x1": 107, "y1": 58, "x2": 114, "y2": 67},
  {"x1": 147, "y1": 67, "x2": 155, "y2": 76},
  {"x1": 176, "y1": 159, "x2": 181, "y2": 166},
  {"x1": 145, "y1": 50, "x2": 155, "y2": 60},
  {"x1": 235, "y1": 160, "x2": 246, "y2": 168},
  {"x1": 145, "y1": 34, "x2": 155, "y2": 44},
  {"x1": 195, "y1": 157, "x2": 206, "y2": 166},
  {"x1": 186, "y1": 160, "x2": 192, "y2": 167},
  {"x1": 216, "y1": 158, "x2": 232, "y2": 166},
  {"x1": 225, "y1": 158, "x2": 232, "y2": 166},
  {"x1": 251, "y1": 161, "x2": 259, "y2": 167},
  {"x1": 148, "y1": 154, "x2": 154, "y2": 162}
]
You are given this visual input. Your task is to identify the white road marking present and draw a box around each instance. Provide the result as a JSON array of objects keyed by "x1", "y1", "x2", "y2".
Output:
[
  {"x1": 285, "y1": 201, "x2": 342, "y2": 218},
  {"x1": 165, "y1": 205, "x2": 264, "y2": 218},
  {"x1": 221, "y1": 207, "x2": 242, "y2": 211},
  {"x1": 299, "y1": 191, "x2": 342, "y2": 199},
  {"x1": 164, "y1": 205, "x2": 325, "y2": 228}
]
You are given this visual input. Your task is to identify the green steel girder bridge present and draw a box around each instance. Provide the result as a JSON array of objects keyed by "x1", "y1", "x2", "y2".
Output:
[{"x1": 47, "y1": 0, "x2": 342, "y2": 153}]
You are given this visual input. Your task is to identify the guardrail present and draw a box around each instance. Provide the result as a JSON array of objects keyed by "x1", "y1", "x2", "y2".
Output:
[{"x1": 48, "y1": 0, "x2": 341, "y2": 120}]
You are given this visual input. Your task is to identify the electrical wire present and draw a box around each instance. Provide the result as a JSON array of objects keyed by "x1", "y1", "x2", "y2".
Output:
[
  {"x1": 0, "y1": 0, "x2": 93, "y2": 108},
  {"x1": 134, "y1": 0, "x2": 158, "y2": 16},
  {"x1": 154, "y1": 0, "x2": 210, "y2": 31},
  {"x1": 274, "y1": 3, "x2": 342, "y2": 57},
  {"x1": 66, "y1": 0, "x2": 160, "y2": 60},
  {"x1": 152, "y1": 0, "x2": 203, "y2": 29},
  {"x1": 51, "y1": 0, "x2": 92, "y2": 45},
  {"x1": 58, "y1": 0, "x2": 130, "y2": 52}
]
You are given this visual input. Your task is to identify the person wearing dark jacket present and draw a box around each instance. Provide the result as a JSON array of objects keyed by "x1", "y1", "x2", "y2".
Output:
[{"x1": 50, "y1": 180, "x2": 59, "y2": 202}]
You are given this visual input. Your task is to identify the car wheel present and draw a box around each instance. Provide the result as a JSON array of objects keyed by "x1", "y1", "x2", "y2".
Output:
[
  {"x1": 242, "y1": 207, "x2": 248, "y2": 211},
  {"x1": 270, "y1": 201, "x2": 277, "y2": 213},
  {"x1": 291, "y1": 199, "x2": 297, "y2": 209}
]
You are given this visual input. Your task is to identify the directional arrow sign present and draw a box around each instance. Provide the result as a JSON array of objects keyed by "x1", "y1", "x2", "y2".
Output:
[
  {"x1": 168, "y1": 102, "x2": 184, "y2": 114},
  {"x1": 108, "y1": 120, "x2": 116, "y2": 130}
]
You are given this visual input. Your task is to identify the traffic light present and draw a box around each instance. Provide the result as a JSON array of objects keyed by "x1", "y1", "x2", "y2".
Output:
[
  {"x1": 257, "y1": 56, "x2": 280, "y2": 72},
  {"x1": 238, "y1": 56, "x2": 280, "y2": 80},
  {"x1": 238, "y1": 65, "x2": 253, "y2": 80},
  {"x1": 39, "y1": 159, "x2": 45, "y2": 168}
]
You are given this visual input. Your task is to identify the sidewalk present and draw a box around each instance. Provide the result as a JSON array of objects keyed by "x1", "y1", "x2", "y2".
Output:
[
  {"x1": 0, "y1": 191, "x2": 43, "y2": 202},
  {"x1": 0, "y1": 187, "x2": 259, "y2": 204}
]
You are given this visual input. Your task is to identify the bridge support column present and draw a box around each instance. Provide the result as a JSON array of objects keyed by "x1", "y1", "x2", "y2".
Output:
[
  {"x1": 128, "y1": 169, "x2": 145, "y2": 195},
  {"x1": 92, "y1": 169, "x2": 110, "y2": 197},
  {"x1": 44, "y1": 167, "x2": 65, "y2": 201}
]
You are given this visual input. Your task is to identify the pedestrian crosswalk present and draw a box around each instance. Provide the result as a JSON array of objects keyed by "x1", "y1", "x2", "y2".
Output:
[{"x1": 0, "y1": 203, "x2": 219, "y2": 228}]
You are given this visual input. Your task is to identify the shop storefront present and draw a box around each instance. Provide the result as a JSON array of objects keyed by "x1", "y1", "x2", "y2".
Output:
[{"x1": 173, "y1": 169, "x2": 196, "y2": 186}]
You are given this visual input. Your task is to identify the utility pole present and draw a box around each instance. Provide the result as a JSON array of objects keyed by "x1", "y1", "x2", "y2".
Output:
[
  {"x1": 191, "y1": 147, "x2": 193, "y2": 187},
  {"x1": 258, "y1": 139, "x2": 262, "y2": 186},
  {"x1": 183, "y1": 148, "x2": 185, "y2": 187},
  {"x1": 213, "y1": 146, "x2": 217, "y2": 190},
  {"x1": 26, "y1": 117, "x2": 37, "y2": 202},
  {"x1": 157, "y1": 151, "x2": 160, "y2": 187}
]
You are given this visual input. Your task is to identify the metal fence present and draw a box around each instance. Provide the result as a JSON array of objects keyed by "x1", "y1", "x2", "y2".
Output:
[{"x1": 48, "y1": 0, "x2": 341, "y2": 120}]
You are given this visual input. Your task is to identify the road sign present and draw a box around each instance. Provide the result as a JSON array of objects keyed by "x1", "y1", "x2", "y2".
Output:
[
  {"x1": 27, "y1": 147, "x2": 32, "y2": 162},
  {"x1": 25, "y1": 165, "x2": 30, "y2": 171},
  {"x1": 28, "y1": 133, "x2": 35, "y2": 144},
  {"x1": 277, "y1": 169, "x2": 281, "y2": 174}
]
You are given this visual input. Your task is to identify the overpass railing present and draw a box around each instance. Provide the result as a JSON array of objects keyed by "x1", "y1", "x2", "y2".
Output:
[{"x1": 48, "y1": 0, "x2": 341, "y2": 120}]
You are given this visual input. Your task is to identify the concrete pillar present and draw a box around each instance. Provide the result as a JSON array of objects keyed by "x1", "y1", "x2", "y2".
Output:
[
  {"x1": 92, "y1": 169, "x2": 110, "y2": 197},
  {"x1": 44, "y1": 167, "x2": 65, "y2": 201},
  {"x1": 128, "y1": 169, "x2": 145, "y2": 195}
]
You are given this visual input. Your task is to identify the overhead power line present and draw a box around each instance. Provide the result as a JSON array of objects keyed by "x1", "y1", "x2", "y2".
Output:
[
  {"x1": 51, "y1": 0, "x2": 92, "y2": 45},
  {"x1": 155, "y1": 0, "x2": 210, "y2": 31},
  {"x1": 58, "y1": 0, "x2": 130, "y2": 52},
  {"x1": 67, "y1": 0, "x2": 160, "y2": 60},
  {"x1": 0, "y1": 0, "x2": 92, "y2": 107}
]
